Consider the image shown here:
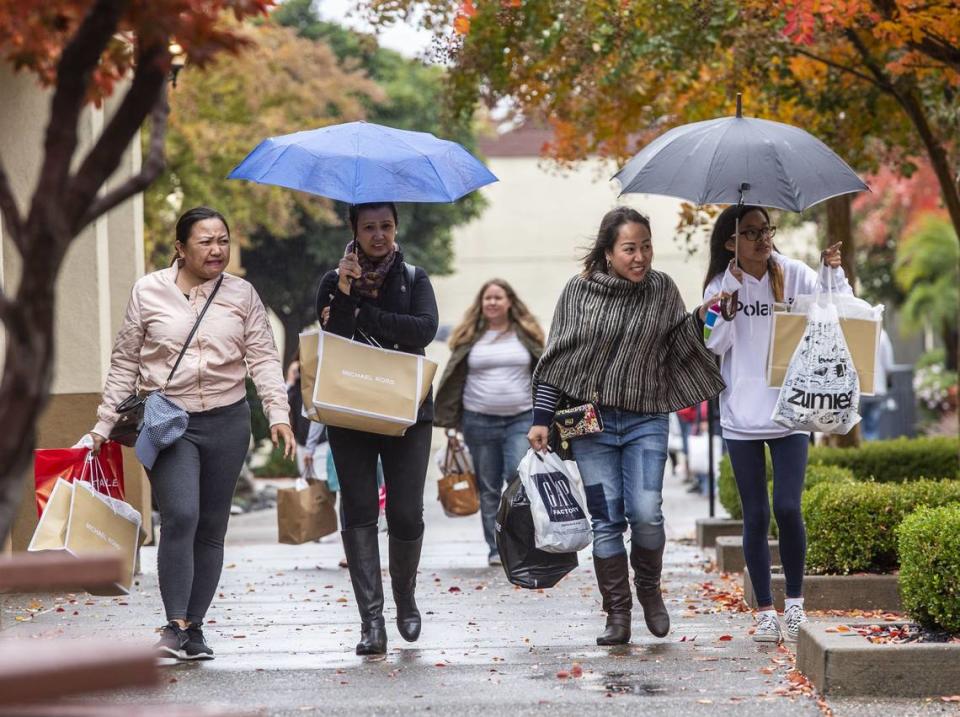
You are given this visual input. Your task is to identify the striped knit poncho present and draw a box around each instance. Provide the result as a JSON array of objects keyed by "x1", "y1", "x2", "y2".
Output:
[{"x1": 533, "y1": 270, "x2": 725, "y2": 414}]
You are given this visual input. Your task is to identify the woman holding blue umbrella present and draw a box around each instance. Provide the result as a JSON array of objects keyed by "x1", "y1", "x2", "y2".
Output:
[
  {"x1": 702, "y1": 204, "x2": 850, "y2": 643},
  {"x1": 316, "y1": 201, "x2": 439, "y2": 657}
]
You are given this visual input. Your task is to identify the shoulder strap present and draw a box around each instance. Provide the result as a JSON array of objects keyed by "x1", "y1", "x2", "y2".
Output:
[
  {"x1": 164, "y1": 274, "x2": 224, "y2": 388},
  {"x1": 404, "y1": 262, "x2": 416, "y2": 313}
]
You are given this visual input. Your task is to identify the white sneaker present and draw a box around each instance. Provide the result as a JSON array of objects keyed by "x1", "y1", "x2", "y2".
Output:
[
  {"x1": 753, "y1": 612, "x2": 783, "y2": 643},
  {"x1": 784, "y1": 604, "x2": 808, "y2": 641}
]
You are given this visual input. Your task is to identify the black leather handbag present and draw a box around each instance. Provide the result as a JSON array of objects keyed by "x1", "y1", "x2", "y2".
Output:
[{"x1": 108, "y1": 275, "x2": 223, "y2": 446}]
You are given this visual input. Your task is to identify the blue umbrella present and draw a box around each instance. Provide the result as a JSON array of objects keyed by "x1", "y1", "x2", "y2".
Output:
[
  {"x1": 228, "y1": 121, "x2": 497, "y2": 204},
  {"x1": 612, "y1": 97, "x2": 868, "y2": 212}
]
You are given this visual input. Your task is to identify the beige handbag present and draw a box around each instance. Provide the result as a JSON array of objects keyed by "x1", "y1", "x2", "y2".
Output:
[{"x1": 303, "y1": 330, "x2": 437, "y2": 437}]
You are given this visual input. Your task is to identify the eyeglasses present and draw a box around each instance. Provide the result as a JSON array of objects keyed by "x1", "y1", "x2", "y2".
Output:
[{"x1": 735, "y1": 225, "x2": 777, "y2": 242}]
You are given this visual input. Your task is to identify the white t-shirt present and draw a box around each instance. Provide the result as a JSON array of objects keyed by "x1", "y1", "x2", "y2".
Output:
[
  {"x1": 462, "y1": 330, "x2": 533, "y2": 416},
  {"x1": 704, "y1": 253, "x2": 852, "y2": 440}
]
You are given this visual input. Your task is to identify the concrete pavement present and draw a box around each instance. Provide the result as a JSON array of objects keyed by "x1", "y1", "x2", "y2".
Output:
[{"x1": 2, "y1": 464, "x2": 955, "y2": 716}]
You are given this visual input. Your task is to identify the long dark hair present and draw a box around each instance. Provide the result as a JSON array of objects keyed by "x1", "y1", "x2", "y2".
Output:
[
  {"x1": 172, "y1": 206, "x2": 230, "y2": 266},
  {"x1": 581, "y1": 206, "x2": 651, "y2": 275},
  {"x1": 702, "y1": 204, "x2": 783, "y2": 302},
  {"x1": 348, "y1": 202, "x2": 399, "y2": 238}
]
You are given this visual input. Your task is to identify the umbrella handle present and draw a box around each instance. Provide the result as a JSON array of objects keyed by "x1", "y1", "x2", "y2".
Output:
[{"x1": 720, "y1": 290, "x2": 739, "y2": 321}]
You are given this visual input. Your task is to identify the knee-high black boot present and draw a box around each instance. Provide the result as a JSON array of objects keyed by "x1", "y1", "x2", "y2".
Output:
[
  {"x1": 341, "y1": 526, "x2": 387, "y2": 655},
  {"x1": 594, "y1": 553, "x2": 632, "y2": 645},
  {"x1": 389, "y1": 532, "x2": 423, "y2": 642},
  {"x1": 631, "y1": 542, "x2": 670, "y2": 638}
]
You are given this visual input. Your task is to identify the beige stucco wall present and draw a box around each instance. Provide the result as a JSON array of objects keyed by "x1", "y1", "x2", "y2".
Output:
[{"x1": 0, "y1": 66, "x2": 152, "y2": 551}]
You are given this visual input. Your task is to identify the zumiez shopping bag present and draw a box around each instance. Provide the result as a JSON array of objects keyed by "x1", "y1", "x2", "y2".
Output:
[
  {"x1": 517, "y1": 450, "x2": 592, "y2": 554},
  {"x1": 772, "y1": 299, "x2": 861, "y2": 434},
  {"x1": 63, "y1": 457, "x2": 142, "y2": 596}
]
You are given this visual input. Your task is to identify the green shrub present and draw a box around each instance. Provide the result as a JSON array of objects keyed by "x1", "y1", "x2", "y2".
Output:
[
  {"x1": 253, "y1": 443, "x2": 298, "y2": 478},
  {"x1": 807, "y1": 436, "x2": 959, "y2": 482},
  {"x1": 804, "y1": 479, "x2": 960, "y2": 574},
  {"x1": 897, "y1": 505, "x2": 960, "y2": 634}
]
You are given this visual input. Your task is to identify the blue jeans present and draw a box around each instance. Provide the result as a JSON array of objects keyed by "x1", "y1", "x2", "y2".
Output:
[
  {"x1": 462, "y1": 409, "x2": 533, "y2": 554},
  {"x1": 571, "y1": 409, "x2": 669, "y2": 559}
]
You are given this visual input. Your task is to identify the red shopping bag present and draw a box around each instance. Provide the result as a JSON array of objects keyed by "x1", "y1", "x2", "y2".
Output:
[{"x1": 33, "y1": 442, "x2": 125, "y2": 517}]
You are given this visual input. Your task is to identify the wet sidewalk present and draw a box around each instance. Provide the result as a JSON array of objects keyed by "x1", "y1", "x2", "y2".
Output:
[{"x1": 1, "y1": 469, "x2": 951, "y2": 716}]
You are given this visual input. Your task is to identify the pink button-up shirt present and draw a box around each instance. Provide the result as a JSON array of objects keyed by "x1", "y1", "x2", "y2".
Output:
[{"x1": 92, "y1": 266, "x2": 290, "y2": 438}]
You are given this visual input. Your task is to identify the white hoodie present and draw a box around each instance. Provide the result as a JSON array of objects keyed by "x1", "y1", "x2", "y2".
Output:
[{"x1": 704, "y1": 253, "x2": 852, "y2": 440}]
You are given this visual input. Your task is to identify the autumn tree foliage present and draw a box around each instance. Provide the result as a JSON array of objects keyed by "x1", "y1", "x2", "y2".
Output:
[
  {"x1": 362, "y1": 0, "x2": 958, "y2": 238},
  {"x1": 0, "y1": 0, "x2": 272, "y2": 542}
]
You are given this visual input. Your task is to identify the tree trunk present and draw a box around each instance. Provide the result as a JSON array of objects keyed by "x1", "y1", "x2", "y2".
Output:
[
  {"x1": 944, "y1": 319, "x2": 958, "y2": 372},
  {"x1": 825, "y1": 194, "x2": 856, "y2": 284},
  {"x1": 0, "y1": 257, "x2": 58, "y2": 543},
  {"x1": 825, "y1": 194, "x2": 860, "y2": 448}
]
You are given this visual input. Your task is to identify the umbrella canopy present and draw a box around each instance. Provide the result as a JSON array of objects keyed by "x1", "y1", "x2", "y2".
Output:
[
  {"x1": 228, "y1": 121, "x2": 498, "y2": 204},
  {"x1": 612, "y1": 112, "x2": 868, "y2": 211}
]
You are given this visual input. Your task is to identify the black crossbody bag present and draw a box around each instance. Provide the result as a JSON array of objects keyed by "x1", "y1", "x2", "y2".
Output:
[{"x1": 108, "y1": 275, "x2": 224, "y2": 446}]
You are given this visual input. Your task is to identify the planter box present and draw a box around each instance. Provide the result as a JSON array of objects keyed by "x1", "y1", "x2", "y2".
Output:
[
  {"x1": 714, "y1": 536, "x2": 780, "y2": 574},
  {"x1": 797, "y1": 622, "x2": 960, "y2": 696},
  {"x1": 743, "y1": 570, "x2": 902, "y2": 611},
  {"x1": 696, "y1": 518, "x2": 742, "y2": 548}
]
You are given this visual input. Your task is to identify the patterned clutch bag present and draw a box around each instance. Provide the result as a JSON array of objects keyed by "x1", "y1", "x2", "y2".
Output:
[{"x1": 553, "y1": 402, "x2": 604, "y2": 447}]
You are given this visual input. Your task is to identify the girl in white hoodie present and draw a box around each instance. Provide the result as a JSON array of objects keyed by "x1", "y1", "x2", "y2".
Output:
[{"x1": 702, "y1": 204, "x2": 850, "y2": 643}]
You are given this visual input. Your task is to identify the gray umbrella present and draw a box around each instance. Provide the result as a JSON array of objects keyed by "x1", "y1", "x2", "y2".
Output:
[{"x1": 612, "y1": 98, "x2": 868, "y2": 211}]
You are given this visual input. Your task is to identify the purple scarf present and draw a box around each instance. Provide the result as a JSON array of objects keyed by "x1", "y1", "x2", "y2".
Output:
[{"x1": 345, "y1": 240, "x2": 399, "y2": 300}]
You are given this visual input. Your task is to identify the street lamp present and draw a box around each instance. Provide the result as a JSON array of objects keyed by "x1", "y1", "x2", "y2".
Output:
[{"x1": 169, "y1": 42, "x2": 186, "y2": 87}]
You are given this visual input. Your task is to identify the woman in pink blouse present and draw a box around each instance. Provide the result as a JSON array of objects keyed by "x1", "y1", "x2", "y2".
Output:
[{"x1": 88, "y1": 207, "x2": 295, "y2": 661}]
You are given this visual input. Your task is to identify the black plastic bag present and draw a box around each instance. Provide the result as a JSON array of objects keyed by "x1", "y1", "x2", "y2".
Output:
[{"x1": 495, "y1": 473, "x2": 578, "y2": 589}]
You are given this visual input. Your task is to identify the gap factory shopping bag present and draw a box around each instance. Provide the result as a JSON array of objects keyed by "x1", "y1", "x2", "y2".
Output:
[
  {"x1": 495, "y1": 474, "x2": 578, "y2": 589},
  {"x1": 517, "y1": 450, "x2": 592, "y2": 554}
]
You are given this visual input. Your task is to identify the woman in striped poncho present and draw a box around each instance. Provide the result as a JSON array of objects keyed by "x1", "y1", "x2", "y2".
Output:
[{"x1": 527, "y1": 206, "x2": 724, "y2": 646}]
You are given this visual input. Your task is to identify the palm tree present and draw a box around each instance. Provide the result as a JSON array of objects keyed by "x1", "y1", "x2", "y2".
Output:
[{"x1": 895, "y1": 214, "x2": 959, "y2": 370}]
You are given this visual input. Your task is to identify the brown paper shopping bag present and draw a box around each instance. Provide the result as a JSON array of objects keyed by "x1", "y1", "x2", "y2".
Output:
[
  {"x1": 768, "y1": 313, "x2": 880, "y2": 395},
  {"x1": 64, "y1": 480, "x2": 141, "y2": 595},
  {"x1": 27, "y1": 478, "x2": 74, "y2": 552},
  {"x1": 277, "y1": 477, "x2": 338, "y2": 544},
  {"x1": 309, "y1": 330, "x2": 438, "y2": 436},
  {"x1": 299, "y1": 329, "x2": 321, "y2": 422}
]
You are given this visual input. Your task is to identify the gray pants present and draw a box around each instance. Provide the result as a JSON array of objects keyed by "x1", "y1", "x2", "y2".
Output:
[{"x1": 148, "y1": 398, "x2": 251, "y2": 624}]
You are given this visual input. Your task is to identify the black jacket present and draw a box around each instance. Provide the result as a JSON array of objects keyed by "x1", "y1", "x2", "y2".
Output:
[{"x1": 315, "y1": 254, "x2": 439, "y2": 423}]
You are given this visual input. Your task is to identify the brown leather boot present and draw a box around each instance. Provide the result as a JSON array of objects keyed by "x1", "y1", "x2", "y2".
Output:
[
  {"x1": 593, "y1": 553, "x2": 632, "y2": 645},
  {"x1": 631, "y1": 542, "x2": 670, "y2": 638}
]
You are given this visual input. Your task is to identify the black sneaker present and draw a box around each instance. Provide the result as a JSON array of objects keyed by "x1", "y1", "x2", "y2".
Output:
[
  {"x1": 154, "y1": 622, "x2": 188, "y2": 658},
  {"x1": 182, "y1": 623, "x2": 215, "y2": 660}
]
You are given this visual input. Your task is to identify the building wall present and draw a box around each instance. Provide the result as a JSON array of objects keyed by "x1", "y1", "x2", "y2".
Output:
[{"x1": 0, "y1": 66, "x2": 152, "y2": 551}]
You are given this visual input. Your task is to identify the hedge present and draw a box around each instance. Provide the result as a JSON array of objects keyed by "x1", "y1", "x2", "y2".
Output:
[
  {"x1": 807, "y1": 436, "x2": 959, "y2": 482},
  {"x1": 804, "y1": 479, "x2": 960, "y2": 575},
  {"x1": 718, "y1": 454, "x2": 854, "y2": 521},
  {"x1": 897, "y1": 505, "x2": 960, "y2": 634},
  {"x1": 718, "y1": 436, "x2": 960, "y2": 518}
]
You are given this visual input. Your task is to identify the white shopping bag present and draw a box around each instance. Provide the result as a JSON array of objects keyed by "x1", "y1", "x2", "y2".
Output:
[
  {"x1": 687, "y1": 434, "x2": 723, "y2": 475},
  {"x1": 772, "y1": 299, "x2": 861, "y2": 434},
  {"x1": 517, "y1": 450, "x2": 592, "y2": 554}
]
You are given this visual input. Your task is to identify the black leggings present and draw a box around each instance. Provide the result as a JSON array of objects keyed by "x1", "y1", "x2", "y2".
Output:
[
  {"x1": 149, "y1": 399, "x2": 251, "y2": 624},
  {"x1": 725, "y1": 434, "x2": 809, "y2": 607},
  {"x1": 327, "y1": 421, "x2": 432, "y2": 540}
]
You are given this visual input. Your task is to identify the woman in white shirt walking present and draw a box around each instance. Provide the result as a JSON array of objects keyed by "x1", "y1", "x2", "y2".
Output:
[
  {"x1": 702, "y1": 204, "x2": 850, "y2": 643},
  {"x1": 435, "y1": 279, "x2": 545, "y2": 564}
]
